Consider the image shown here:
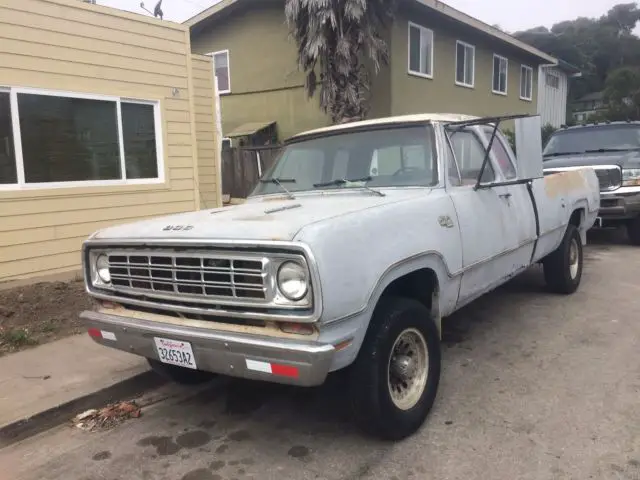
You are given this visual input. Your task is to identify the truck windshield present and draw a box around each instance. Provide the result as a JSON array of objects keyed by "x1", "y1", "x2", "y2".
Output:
[
  {"x1": 543, "y1": 124, "x2": 640, "y2": 159},
  {"x1": 250, "y1": 125, "x2": 438, "y2": 196}
]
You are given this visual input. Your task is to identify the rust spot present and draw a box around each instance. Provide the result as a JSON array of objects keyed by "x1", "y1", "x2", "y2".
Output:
[
  {"x1": 261, "y1": 196, "x2": 290, "y2": 202},
  {"x1": 544, "y1": 170, "x2": 587, "y2": 198}
]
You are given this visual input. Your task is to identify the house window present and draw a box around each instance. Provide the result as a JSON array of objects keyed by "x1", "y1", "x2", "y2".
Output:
[
  {"x1": 213, "y1": 50, "x2": 231, "y2": 94},
  {"x1": 492, "y1": 54, "x2": 508, "y2": 95},
  {"x1": 455, "y1": 41, "x2": 475, "y2": 88},
  {"x1": 546, "y1": 73, "x2": 560, "y2": 89},
  {"x1": 0, "y1": 87, "x2": 163, "y2": 189},
  {"x1": 408, "y1": 22, "x2": 434, "y2": 78},
  {"x1": 520, "y1": 65, "x2": 533, "y2": 101}
]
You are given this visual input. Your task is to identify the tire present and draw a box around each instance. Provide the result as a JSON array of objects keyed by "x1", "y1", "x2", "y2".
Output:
[
  {"x1": 147, "y1": 358, "x2": 215, "y2": 385},
  {"x1": 543, "y1": 224, "x2": 583, "y2": 294},
  {"x1": 348, "y1": 296, "x2": 441, "y2": 441},
  {"x1": 626, "y1": 216, "x2": 640, "y2": 246}
]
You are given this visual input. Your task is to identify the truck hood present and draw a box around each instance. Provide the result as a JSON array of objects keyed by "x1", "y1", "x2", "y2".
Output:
[
  {"x1": 91, "y1": 190, "x2": 430, "y2": 242},
  {"x1": 543, "y1": 150, "x2": 640, "y2": 169}
]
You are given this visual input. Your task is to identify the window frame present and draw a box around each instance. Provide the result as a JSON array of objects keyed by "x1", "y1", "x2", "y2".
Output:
[
  {"x1": 407, "y1": 21, "x2": 435, "y2": 80},
  {"x1": 455, "y1": 40, "x2": 475, "y2": 89},
  {"x1": 492, "y1": 54, "x2": 508, "y2": 96},
  {"x1": 520, "y1": 65, "x2": 533, "y2": 101},
  {"x1": 211, "y1": 50, "x2": 231, "y2": 95},
  {"x1": 546, "y1": 72, "x2": 560, "y2": 89},
  {"x1": 0, "y1": 86, "x2": 165, "y2": 191}
]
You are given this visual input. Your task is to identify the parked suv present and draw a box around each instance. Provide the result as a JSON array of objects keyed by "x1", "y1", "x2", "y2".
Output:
[{"x1": 542, "y1": 121, "x2": 640, "y2": 244}]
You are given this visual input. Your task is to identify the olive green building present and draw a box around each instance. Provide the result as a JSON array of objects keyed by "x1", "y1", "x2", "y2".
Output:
[{"x1": 186, "y1": 0, "x2": 557, "y2": 142}]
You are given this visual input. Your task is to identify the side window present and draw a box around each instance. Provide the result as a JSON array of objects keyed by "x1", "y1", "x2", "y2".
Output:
[
  {"x1": 491, "y1": 136, "x2": 517, "y2": 179},
  {"x1": 448, "y1": 130, "x2": 495, "y2": 185},
  {"x1": 444, "y1": 136, "x2": 462, "y2": 186}
]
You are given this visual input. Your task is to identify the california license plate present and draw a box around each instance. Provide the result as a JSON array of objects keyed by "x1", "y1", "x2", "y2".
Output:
[{"x1": 153, "y1": 337, "x2": 197, "y2": 370}]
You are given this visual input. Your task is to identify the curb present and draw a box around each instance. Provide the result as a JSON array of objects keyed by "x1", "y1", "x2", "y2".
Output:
[{"x1": 0, "y1": 370, "x2": 167, "y2": 449}]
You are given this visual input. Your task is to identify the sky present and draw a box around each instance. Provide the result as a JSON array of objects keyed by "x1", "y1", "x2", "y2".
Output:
[{"x1": 100, "y1": 0, "x2": 636, "y2": 33}]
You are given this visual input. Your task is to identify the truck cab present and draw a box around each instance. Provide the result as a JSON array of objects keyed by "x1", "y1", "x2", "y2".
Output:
[{"x1": 81, "y1": 113, "x2": 599, "y2": 441}]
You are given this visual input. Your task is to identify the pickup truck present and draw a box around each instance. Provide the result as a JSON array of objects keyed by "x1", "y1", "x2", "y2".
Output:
[
  {"x1": 81, "y1": 113, "x2": 599, "y2": 440},
  {"x1": 542, "y1": 121, "x2": 640, "y2": 244}
]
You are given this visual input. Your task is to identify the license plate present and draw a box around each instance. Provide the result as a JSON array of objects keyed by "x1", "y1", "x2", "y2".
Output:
[{"x1": 153, "y1": 337, "x2": 197, "y2": 370}]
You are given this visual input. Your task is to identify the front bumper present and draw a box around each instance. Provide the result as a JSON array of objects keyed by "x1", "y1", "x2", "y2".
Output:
[
  {"x1": 598, "y1": 187, "x2": 640, "y2": 221},
  {"x1": 81, "y1": 311, "x2": 335, "y2": 387}
]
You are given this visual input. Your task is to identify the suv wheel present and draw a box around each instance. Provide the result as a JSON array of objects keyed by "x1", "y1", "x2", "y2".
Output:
[
  {"x1": 348, "y1": 296, "x2": 441, "y2": 440},
  {"x1": 147, "y1": 359, "x2": 214, "y2": 385},
  {"x1": 627, "y1": 216, "x2": 640, "y2": 245}
]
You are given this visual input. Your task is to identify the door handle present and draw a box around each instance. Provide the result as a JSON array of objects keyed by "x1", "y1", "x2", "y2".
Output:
[{"x1": 499, "y1": 193, "x2": 512, "y2": 200}]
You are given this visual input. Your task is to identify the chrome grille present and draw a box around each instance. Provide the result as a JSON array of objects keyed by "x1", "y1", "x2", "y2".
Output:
[
  {"x1": 107, "y1": 252, "x2": 267, "y2": 300},
  {"x1": 594, "y1": 167, "x2": 622, "y2": 192}
]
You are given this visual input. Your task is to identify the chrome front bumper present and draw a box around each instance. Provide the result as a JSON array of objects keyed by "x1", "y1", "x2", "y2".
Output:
[
  {"x1": 599, "y1": 187, "x2": 640, "y2": 221},
  {"x1": 81, "y1": 311, "x2": 335, "y2": 387}
]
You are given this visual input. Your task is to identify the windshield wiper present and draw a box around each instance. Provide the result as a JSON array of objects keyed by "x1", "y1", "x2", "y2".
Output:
[
  {"x1": 259, "y1": 177, "x2": 296, "y2": 199},
  {"x1": 584, "y1": 147, "x2": 640, "y2": 153},
  {"x1": 313, "y1": 176, "x2": 385, "y2": 197},
  {"x1": 543, "y1": 151, "x2": 584, "y2": 158}
]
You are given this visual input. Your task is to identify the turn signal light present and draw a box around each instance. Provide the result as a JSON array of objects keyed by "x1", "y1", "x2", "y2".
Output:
[{"x1": 278, "y1": 322, "x2": 315, "y2": 335}]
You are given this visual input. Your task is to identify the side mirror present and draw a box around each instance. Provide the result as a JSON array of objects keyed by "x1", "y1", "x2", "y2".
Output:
[{"x1": 514, "y1": 115, "x2": 543, "y2": 181}]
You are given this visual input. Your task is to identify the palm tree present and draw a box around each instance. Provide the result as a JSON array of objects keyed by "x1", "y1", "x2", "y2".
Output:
[{"x1": 285, "y1": 0, "x2": 396, "y2": 124}]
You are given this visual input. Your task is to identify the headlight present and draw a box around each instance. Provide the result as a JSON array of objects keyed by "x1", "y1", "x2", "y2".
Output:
[
  {"x1": 277, "y1": 261, "x2": 308, "y2": 301},
  {"x1": 622, "y1": 168, "x2": 640, "y2": 187},
  {"x1": 96, "y1": 254, "x2": 111, "y2": 283}
]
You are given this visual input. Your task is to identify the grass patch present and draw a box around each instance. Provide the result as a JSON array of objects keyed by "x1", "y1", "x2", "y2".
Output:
[{"x1": 1, "y1": 329, "x2": 39, "y2": 348}]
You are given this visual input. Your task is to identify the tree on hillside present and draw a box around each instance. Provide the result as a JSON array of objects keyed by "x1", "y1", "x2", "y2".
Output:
[
  {"x1": 601, "y1": 67, "x2": 640, "y2": 119},
  {"x1": 515, "y1": 3, "x2": 640, "y2": 102},
  {"x1": 284, "y1": 0, "x2": 396, "y2": 124}
]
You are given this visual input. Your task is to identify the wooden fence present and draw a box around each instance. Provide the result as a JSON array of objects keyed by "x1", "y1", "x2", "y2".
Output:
[{"x1": 220, "y1": 146, "x2": 282, "y2": 199}]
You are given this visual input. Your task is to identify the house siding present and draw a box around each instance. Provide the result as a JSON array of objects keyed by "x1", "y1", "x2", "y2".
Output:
[
  {"x1": 190, "y1": 3, "x2": 331, "y2": 140},
  {"x1": 0, "y1": 0, "x2": 220, "y2": 283},
  {"x1": 537, "y1": 66, "x2": 568, "y2": 128},
  {"x1": 389, "y1": 7, "x2": 538, "y2": 119}
]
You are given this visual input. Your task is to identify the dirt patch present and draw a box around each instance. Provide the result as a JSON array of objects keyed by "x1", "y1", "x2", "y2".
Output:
[{"x1": 0, "y1": 280, "x2": 94, "y2": 356}]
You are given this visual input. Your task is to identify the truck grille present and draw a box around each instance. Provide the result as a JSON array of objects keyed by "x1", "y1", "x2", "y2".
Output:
[
  {"x1": 594, "y1": 167, "x2": 622, "y2": 191},
  {"x1": 107, "y1": 252, "x2": 267, "y2": 300}
]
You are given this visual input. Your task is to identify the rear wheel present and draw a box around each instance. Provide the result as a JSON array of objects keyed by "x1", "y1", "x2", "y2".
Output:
[
  {"x1": 543, "y1": 224, "x2": 583, "y2": 294},
  {"x1": 147, "y1": 359, "x2": 214, "y2": 385},
  {"x1": 626, "y1": 216, "x2": 640, "y2": 245},
  {"x1": 348, "y1": 296, "x2": 441, "y2": 441}
]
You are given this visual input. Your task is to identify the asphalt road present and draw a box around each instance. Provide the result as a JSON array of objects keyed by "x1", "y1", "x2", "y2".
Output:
[{"x1": 2, "y1": 229, "x2": 639, "y2": 480}]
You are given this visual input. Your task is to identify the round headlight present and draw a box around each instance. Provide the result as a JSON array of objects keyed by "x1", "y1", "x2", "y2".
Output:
[
  {"x1": 277, "y1": 262, "x2": 308, "y2": 301},
  {"x1": 96, "y1": 254, "x2": 111, "y2": 283}
]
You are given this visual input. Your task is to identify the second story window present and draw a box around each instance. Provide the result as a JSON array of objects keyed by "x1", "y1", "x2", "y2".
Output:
[
  {"x1": 455, "y1": 41, "x2": 475, "y2": 88},
  {"x1": 213, "y1": 50, "x2": 231, "y2": 94},
  {"x1": 492, "y1": 54, "x2": 508, "y2": 95},
  {"x1": 408, "y1": 22, "x2": 434, "y2": 78},
  {"x1": 520, "y1": 65, "x2": 533, "y2": 101}
]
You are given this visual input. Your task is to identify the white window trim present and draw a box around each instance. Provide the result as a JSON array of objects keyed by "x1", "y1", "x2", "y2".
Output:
[
  {"x1": 407, "y1": 21, "x2": 434, "y2": 80},
  {"x1": 455, "y1": 40, "x2": 475, "y2": 89},
  {"x1": 492, "y1": 54, "x2": 508, "y2": 96},
  {"x1": 210, "y1": 49, "x2": 231, "y2": 95},
  {"x1": 0, "y1": 86, "x2": 165, "y2": 191},
  {"x1": 520, "y1": 65, "x2": 533, "y2": 101}
]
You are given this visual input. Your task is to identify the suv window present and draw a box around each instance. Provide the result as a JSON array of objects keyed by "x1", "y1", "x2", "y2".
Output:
[{"x1": 544, "y1": 124, "x2": 640, "y2": 158}]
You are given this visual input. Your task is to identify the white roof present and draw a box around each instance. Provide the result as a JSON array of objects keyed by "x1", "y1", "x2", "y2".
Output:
[{"x1": 290, "y1": 113, "x2": 479, "y2": 139}]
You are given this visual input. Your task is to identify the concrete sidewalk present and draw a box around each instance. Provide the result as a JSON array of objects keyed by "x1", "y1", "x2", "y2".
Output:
[{"x1": 0, "y1": 334, "x2": 161, "y2": 446}]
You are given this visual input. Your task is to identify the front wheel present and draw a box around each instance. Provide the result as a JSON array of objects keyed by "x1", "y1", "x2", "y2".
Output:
[
  {"x1": 543, "y1": 224, "x2": 583, "y2": 294},
  {"x1": 348, "y1": 296, "x2": 441, "y2": 441}
]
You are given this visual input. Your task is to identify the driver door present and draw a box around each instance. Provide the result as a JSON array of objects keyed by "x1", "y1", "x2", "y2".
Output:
[{"x1": 446, "y1": 128, "x2": 520, "y2": 306}]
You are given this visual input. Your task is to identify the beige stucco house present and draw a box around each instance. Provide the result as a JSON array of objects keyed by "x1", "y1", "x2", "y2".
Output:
[
  {"x1": 186, "y1": 0, "x2": 559, "y2": 142},
  {"x1": 0, "y1": 0, "x2": 221, "y2": 284}
]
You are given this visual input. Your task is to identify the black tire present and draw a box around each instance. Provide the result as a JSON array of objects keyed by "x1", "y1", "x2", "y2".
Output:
[
  {"x1": 543, "y1": 224, "x2": 583, "y2": 294},
  {"x1": 348, "y1": 296, "x2": 441, "y2": 441},
  {"x1": 147, "y1": 358, "x2": 214, "y2": 385},
  {"x1": 626, "y1": 216, "x2": 640, "y2": 246}
]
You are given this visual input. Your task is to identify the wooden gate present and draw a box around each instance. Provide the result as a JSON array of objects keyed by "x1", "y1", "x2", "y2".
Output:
[{"x1": 220, "y1": 146, "x2": 282, "y2": 199}]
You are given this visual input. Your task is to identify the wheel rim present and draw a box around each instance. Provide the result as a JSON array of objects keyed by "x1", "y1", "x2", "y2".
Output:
[
  {"x1": 569, "y1": 237, "x2": 580, "y2": 279},
  {"x1": 387, "y1": 328, "x2": 429, "y2": 411}
]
